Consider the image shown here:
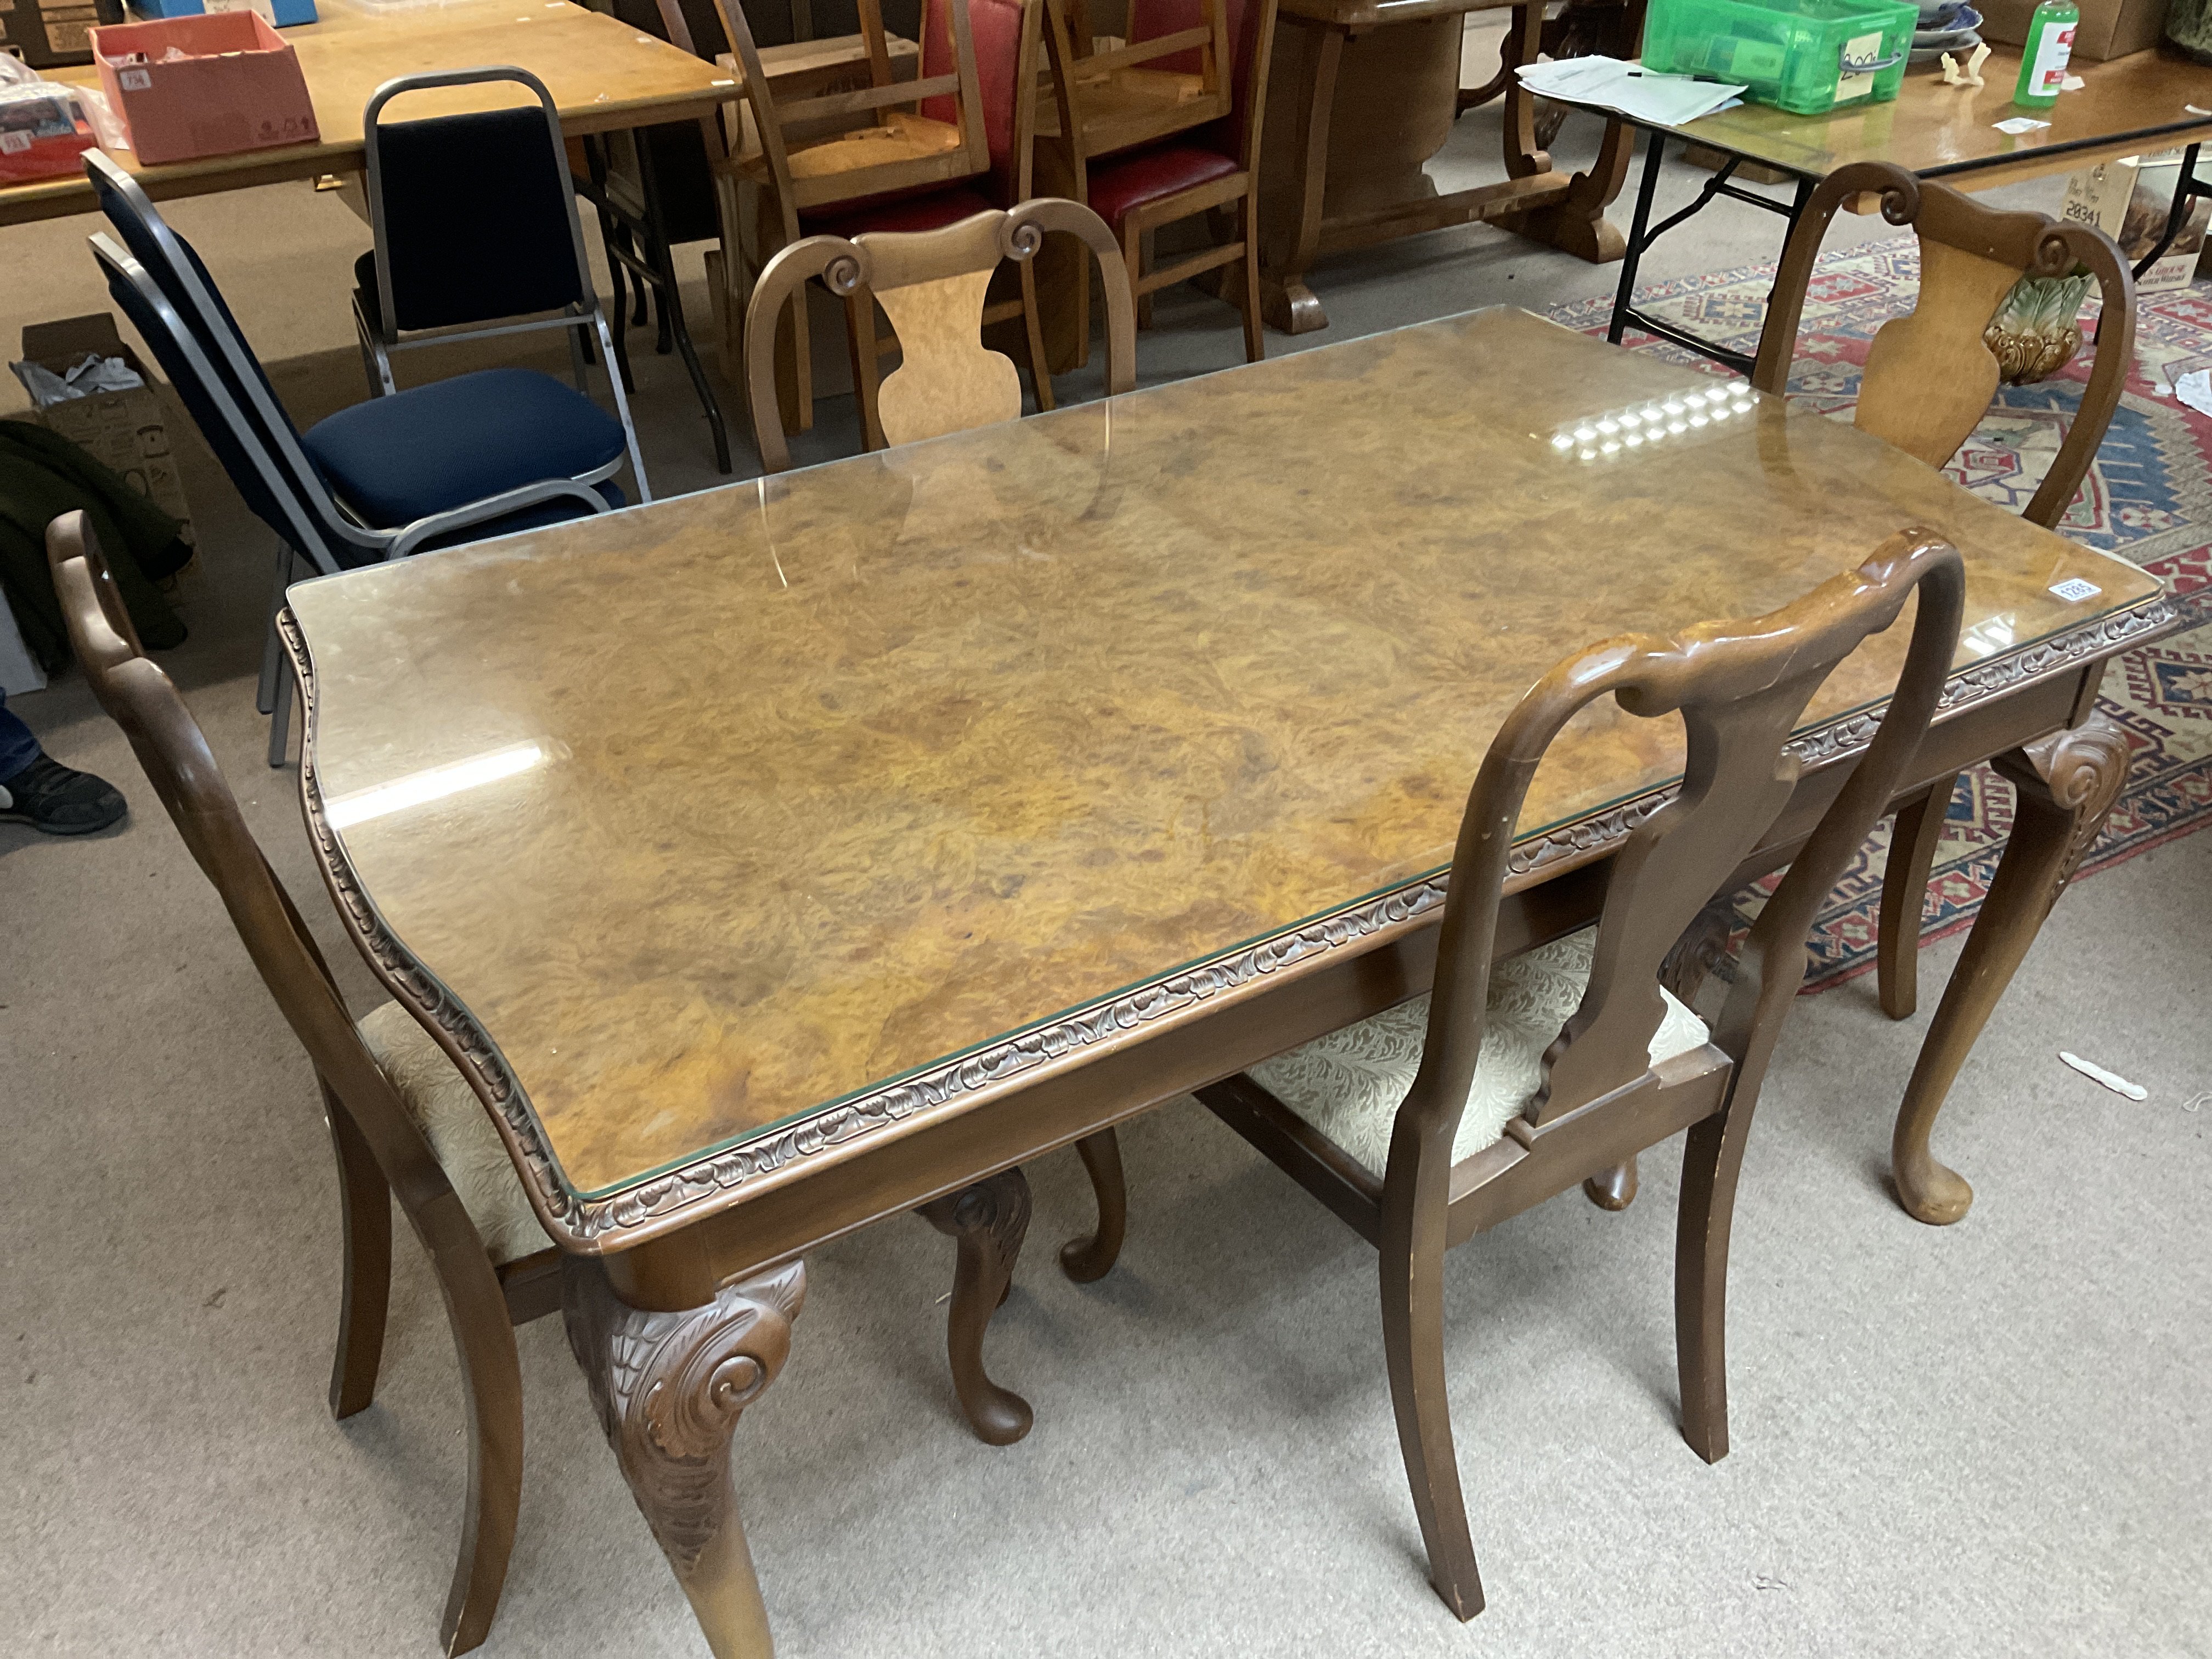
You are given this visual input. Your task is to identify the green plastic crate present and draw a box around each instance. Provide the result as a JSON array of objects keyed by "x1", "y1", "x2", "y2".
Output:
[{"x1": 1641, "y1": 0, "x2": 1917, "y2": 115}]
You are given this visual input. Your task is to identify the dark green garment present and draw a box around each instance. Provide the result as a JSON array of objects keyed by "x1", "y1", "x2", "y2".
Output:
[{"x1": 0, "y1": 417, "x2": 189, "y2": 669}]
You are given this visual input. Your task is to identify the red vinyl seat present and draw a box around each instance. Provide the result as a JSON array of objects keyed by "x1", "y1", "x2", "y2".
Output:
[
  {"x1": 1083, "y1": 144, "x2": 1239, "y2": 234},
  {"x1": 803, "y1": 185, "x2": 1000, "y2": 241}
]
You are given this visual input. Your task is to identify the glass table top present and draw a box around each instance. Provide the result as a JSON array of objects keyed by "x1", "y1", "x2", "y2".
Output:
[{"x1": 287, "y1": 307, "x2": 2163, "y2": 1203}]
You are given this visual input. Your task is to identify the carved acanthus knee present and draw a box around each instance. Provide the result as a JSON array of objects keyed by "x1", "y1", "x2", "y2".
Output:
[{"x1": 565, "y1": 1260, "x2": 806, "y2": 1574}]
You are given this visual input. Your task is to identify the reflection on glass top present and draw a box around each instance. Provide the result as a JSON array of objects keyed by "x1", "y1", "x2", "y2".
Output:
[{"x1": 287, "y1": 307, "x2": 2161, "y2": 1200}]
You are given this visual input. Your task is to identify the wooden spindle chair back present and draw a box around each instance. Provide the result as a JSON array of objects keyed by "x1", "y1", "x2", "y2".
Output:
[
  {"x1": 744, "y1": 196, "x2": 1136, "y2": 470},
  {"x1": 1753, "y1": 161, "x2": 2134, "y2": 529},
  {"x1": 1041, "y1": 0, "x2": 1233, "y2": 161}
]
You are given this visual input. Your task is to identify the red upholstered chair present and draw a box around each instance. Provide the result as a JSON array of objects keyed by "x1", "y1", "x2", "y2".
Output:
[{"x1": 1073, "y1": 0, "x2": 1275, "y2": 360}]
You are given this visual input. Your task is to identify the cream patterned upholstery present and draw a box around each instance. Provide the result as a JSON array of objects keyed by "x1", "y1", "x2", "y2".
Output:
[
  {"x1": 357, "y1": 1001, "x2": 555, "y2": 1265},
  {"x1": 1248, "y1": 928, "x2": 1712, "y2": 1178}
]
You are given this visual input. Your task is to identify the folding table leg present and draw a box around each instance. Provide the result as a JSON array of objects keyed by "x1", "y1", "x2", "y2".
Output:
[{"x1": 1607, "y1": 127, "x2": 1664, "y2": 347}]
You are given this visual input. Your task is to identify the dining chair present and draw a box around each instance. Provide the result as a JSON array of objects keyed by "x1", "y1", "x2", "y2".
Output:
[
  {"x1": 84, "y1": 152, "x2": 629, "y2": 766},
  {"x1": 1081, "y1": 530, "x2": 1966, "y2": 1618},
  {"x1": 743, "y1": 195, "x2": 1135, "y2": 470},
  {"x1": 48, "y1": 508, "x2": 560, "y2": 1657},
  {"x1": 1047, "y1": 0, "x2": 1271, "y2": 359},
  {"x1": 1752, "y1": 161, "x2": 2135, "y2": 1026},
  {"x1": 1040, "y1": 0, "x2": 1234, "y2": 167},
  {"x1": 352, "y1": 69, "x2": 652, "y2": 497},
  {"x1": 712, "y1": 0, "x2": 995, "y2": 436}
]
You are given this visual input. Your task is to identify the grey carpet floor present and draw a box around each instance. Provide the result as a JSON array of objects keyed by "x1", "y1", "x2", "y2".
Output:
[{"x1": 3, "y1": 63, "x2": 2207, "y2": 1659}]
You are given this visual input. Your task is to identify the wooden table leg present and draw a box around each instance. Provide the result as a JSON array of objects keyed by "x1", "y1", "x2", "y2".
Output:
[
  {"x1": 1877, "y1": 772, "x2": 1961, "y2": 1021},
  {"x1": 565, "y1": 1259, "x2": 806, "y2": 1659},
  {"x1": 1257, "y1": 18, "x2": 1344, "y2": 336},
  {"x1": 1891, "y1": 717, "x2": 2129, "y2": 1225},
  {"x1": 1499, "y1": 109, "x2": 1632, "y2": 263},
  {"x1": 919, "y1": 1169, "x2": 1035, "y2": 1446},
  {"x1": 1060, "y1": 1129, "x2": 1127, "y2": 1282}
]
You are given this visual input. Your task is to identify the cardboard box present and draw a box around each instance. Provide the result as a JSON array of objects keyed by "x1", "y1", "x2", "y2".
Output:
[
  {"x1": 1977, "y1": 0, "x2": 2169, "y2": 61},
  {"x1": 89, "y1": 10, "x2": 317, "y2": 165},
  {"x1": 17, "y1": 314, "x2": 197, "y2": 550},
  {"x1": 0, "y1": 0, "x2": 122, "y2": 69},
  {"x1": 0, "y1": 78, "x2": 98, "y2": 182},
  {"x1": 2061, "y1": 150, "x2": 2210, "y2": 293}
]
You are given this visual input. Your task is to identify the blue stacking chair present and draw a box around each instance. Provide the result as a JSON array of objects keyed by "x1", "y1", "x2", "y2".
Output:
[
  {"x1": 84, "y1": 151, "x2": 629, "y2": 766},
  {"x1": 353, "y1": 67, "x2": 651, "y2": 492}
]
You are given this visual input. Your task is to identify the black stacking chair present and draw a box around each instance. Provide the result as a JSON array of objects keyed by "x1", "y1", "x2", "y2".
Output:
[
  {"x1": 85, "y1": 152, "x2": 623, "y2": 766},
  {"x1": 575, "y1": 0, "x2": 733, "y2": 473},
  {"x1": 353, "y1": 68, "x2": 651, "y2": 495}
]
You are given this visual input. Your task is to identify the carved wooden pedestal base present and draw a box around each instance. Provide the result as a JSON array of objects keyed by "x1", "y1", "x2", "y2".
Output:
[
  {"x1": 1891, "y1": 718, "x2": 2130, "y2": 1224},
  {"x1": 919, "y1": 1169, "x2": 1034, "y2": 1445},
  {"x1": 566, "y1": 1260, "x2": 805, "y2": 1659}
]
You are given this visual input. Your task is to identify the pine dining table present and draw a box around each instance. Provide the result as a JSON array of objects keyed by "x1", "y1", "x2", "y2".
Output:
[{"x1": 281, "y1": 307, "x2": 2172, "y2": 1656}]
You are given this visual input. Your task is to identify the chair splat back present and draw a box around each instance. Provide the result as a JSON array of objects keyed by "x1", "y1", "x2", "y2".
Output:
[
  {"x1": 1408, "y1": 530, "x2": 1965, "y2": 1159},
  {"x1": 1752, "y1": 162, "x2": 2135, "y2": 529},
  {"x1": 744, "y1": 196, "x2": 1136, "y2": 469}
]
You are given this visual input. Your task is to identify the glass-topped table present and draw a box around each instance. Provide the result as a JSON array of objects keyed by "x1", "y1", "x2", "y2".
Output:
[{"x1": 283, "y1": 306, "x2": 2172, "y2": 1657}]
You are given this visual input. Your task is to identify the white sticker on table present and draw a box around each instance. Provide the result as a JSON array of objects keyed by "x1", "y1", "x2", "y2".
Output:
[{"x1": 2049, "y1": 577, "x2": 2101, "y2": 602}]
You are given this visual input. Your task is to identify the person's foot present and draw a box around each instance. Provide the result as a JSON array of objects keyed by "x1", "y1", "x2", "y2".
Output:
[{"x1": 0, "y1": 754, "x2": 127, "y2": 836}]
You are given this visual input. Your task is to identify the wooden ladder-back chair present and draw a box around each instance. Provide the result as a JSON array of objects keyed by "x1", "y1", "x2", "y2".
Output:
[
  {"x1": 1041, "y1": 0, "x2": 1233, "y2": 162},
  {"x1": 46, "y1": 510, "x2": 560, "y2": 1657},
  {"x1": 1091, "y1": 531, "x2": 1966, "y2": 1618},
  {"x1": 1753, "y1": 160, "x2": 2135, "y2": 1028},
  {"x1": 744, "y1": 196, "x2": 1136, "y2": 470},
  {"x1": 714, "y1": 0, "x2": 993, "y2": 434},
  {"x1": 1075, "y1": 0, "x2": 1277, "y2": 359}
]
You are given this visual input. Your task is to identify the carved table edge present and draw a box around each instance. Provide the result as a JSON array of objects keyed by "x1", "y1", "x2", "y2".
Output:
[{"x1": 284, "y1": 591, "x2": 2178, "y2": 1249}]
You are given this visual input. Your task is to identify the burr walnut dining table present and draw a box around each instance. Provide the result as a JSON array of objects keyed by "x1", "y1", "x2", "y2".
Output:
[{"x1": 280, "y1": 307, "x2": 2171, "y2": 1656}]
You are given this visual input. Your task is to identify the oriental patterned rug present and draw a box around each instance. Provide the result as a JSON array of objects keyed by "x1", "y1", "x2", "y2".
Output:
[{"x1": 1548, "y1": 246, "x2": 2212, "y2": 990}]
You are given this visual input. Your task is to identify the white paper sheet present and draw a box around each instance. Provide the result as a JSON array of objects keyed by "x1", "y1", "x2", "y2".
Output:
[{"x1": 1515, "y1": 56, "x2": 1747, "y2": 126}]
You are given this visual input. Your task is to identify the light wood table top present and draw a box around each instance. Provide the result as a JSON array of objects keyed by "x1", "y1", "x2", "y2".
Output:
[
  {"x1": 0, "y1": 0, "x2": 733, "y2": 227},
  {"x1": 1658, "y1": 47, "x2": 2212, "y2": 185},
  {"x1": 286, "y1": 307, "x2": 2164, "y2": 1243}
]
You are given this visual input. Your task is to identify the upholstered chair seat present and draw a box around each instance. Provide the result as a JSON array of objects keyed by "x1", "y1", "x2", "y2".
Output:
[
  {"x1": 358, "y1": 1002, "x2": 556, "y2": 1265},
  {"x1": 1249, "y1": 928, "x2": 1712, "y2": 1176}
]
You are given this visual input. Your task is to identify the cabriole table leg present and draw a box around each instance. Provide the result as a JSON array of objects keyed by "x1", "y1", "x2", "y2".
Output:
[
  {"x1": 1890, "y1": 716, "x2": 2130, "y2": 1225},
  {"x1": 565, "y1": 1258, "x2": 806, "y2": 1658},
  {"x1": 920, "y1": 1168, "x2": 1035, "y2": 1446}
]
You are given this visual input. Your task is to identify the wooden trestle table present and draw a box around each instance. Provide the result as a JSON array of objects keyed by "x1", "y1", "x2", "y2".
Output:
[{"x1": 283, "y1": 308, "x2": 2172, "y2": 1656}]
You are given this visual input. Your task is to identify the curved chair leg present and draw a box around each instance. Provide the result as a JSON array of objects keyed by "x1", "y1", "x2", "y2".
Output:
[
  {"x1": 919, "y1": 1169, "x2": 1034, "y2": 1446},
  {"x1": 1060, "y1": 1129, "x2": 1127, "y2": 1283},
  {"x1": 1877, "y1": 773, "x2": 1958, "y2": 1021},
  {"x1": 1674, "y1": 1098, "x2": 1756, "y2": 1466},
  {"x1": 1240, "y1": 196, "x2": 1265, "y2": 363},
  {"x1": 1380, "y1": 1200, "x2": 1483, "y2": 1620},
  {"x1": 420, "y1": 1226, "x2": 527, "y2": 1658},
  {"x1": 321, "y1": 1081, "x2": 391, "y2": 1420}
]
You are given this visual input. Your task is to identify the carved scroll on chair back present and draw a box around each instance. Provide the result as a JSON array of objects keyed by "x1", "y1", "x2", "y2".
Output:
[
  {"x1": 1752, "y1": 160, "x2": 2135, "y2": 532},
  {"x1": 1753, "y1": 161, "x2": 2134, "y2": 1025},
  {"x1": 744, "y1": 196, "x2": 1137, "y2": 470},
  {"x1": 44, "y1": 511, "x2": 553, "y2": 1657},
  {"x1": 1184, "y1": 531, "x2": 1966, "y2": 1621}
]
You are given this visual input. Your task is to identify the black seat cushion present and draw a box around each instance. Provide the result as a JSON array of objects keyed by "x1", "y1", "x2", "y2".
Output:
[{"x1": 300, "y1": 368, "x2": 625, "y2": 528}]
